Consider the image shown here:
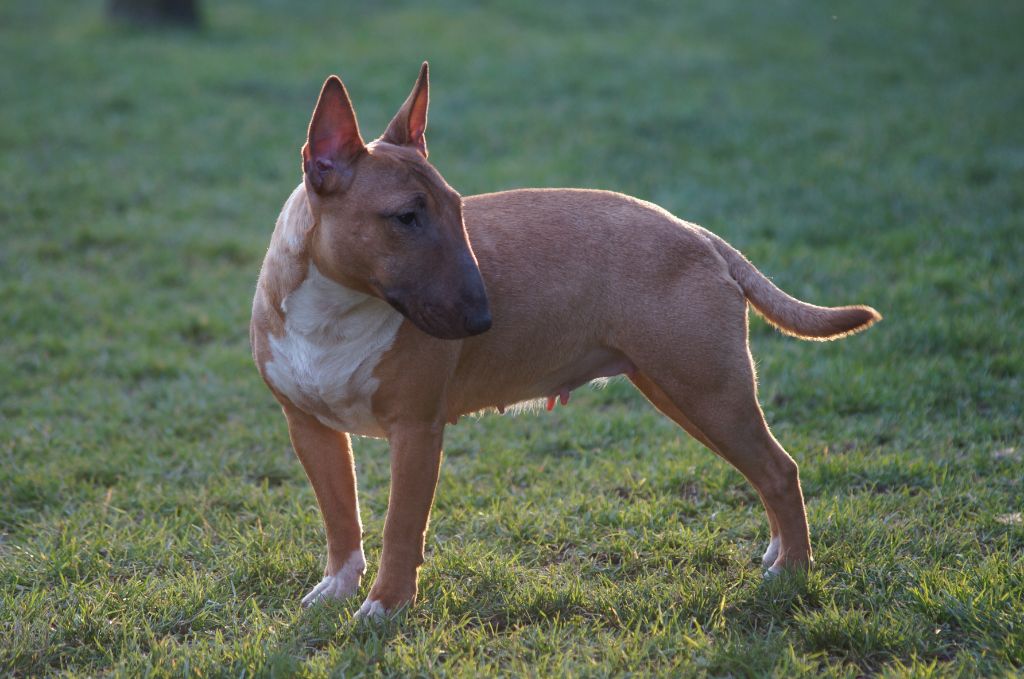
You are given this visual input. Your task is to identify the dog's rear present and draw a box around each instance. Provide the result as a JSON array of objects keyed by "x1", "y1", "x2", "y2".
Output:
[{"x1": 452, "y1": 187, "x2": 881, "y2": 576}]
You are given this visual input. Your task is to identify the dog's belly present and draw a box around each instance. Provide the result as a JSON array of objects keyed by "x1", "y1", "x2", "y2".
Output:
[
  {"x1": 452, "y1": 344, "x2": 636, "y2": 416},
  {"x1": 263, "y1": 265, "x2": 403, "y2": 438}
]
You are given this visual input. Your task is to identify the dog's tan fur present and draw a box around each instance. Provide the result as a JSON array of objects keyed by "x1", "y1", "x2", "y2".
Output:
[{"x1": 251, "y1": 64, "x2": 880, "y2": 618}]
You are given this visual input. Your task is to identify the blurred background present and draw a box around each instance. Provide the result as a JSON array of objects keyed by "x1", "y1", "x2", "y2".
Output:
[
  {"x1": 4, "y1": 0, "x2": 1019, "y2": 448},
  {"x1": 2, "y1": 1, "x2": 1021, "y2": 675}
]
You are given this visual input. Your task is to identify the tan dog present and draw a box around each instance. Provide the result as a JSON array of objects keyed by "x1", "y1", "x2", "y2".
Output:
[{"x1": 250, "y1": 63, "x2": 880, "y2": 619}]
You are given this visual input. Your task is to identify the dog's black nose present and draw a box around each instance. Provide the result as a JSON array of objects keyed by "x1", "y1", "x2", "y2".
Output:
[{"x1": 463, "y1": 308, "x2": 492, "y2": 336}]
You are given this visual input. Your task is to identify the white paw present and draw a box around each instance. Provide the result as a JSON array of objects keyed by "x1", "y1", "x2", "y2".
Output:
[
  {"x1": 762, "y1": 555, "x2": 815, "y2": 578},
  {"x1": 761, "y1": 536, "x2": 781, "y2": 569},
  {"x1": 301, "y1": 549, "x2": 365, "y2": 608},
  {"x1": 353, "y1": 598, "x2": 389, "y2": 621}
]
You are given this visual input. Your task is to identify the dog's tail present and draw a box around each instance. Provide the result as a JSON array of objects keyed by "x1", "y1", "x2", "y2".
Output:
[{"x1": 704, "y1": 230, "x2": 881, "y2": 341}]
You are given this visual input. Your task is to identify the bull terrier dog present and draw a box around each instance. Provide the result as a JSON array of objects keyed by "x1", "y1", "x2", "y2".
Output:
[{"x1": 250, "y1": 63, "x2": 880, "y2": 619}]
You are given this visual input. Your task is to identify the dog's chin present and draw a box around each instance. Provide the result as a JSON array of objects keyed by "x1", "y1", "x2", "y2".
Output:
[
  {"x1": 383, "y1": 299, "x2": 471, "y2": 340},
  {"x1": 408, "y1": 314, "x2": 476, "y2": 340}
]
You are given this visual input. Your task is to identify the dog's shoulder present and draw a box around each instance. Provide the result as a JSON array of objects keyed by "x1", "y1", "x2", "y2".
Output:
[{"x1": 251, "y1": 184, "x2": 312, "y2": 374}]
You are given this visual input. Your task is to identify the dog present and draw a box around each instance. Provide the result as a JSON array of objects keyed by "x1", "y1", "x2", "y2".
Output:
[{"x1": 250, "y1": 63, "x2": 880, "y2": 619}]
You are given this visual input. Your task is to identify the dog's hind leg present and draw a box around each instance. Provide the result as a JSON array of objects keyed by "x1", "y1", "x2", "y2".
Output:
[
  {"x1": 631, "y1": 372, "x2": 782, "y2": 568},
  {"x1": 634, "y1": 351, "x2": 812, "y2": 572},
  {"x1": 283, "y1": 406, "x2": 366, "y2": 606},
  {"x1": 620, "y1": 272, "x2": 812, "y2": 573}
]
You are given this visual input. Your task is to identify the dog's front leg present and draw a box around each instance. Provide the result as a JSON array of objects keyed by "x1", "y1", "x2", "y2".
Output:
[
  {"x1": 283, "y1": 405, "x2": 366, "y2": 607},
  {"x1": 355, "y1": 422, "x2": 443, "y2": 619}
]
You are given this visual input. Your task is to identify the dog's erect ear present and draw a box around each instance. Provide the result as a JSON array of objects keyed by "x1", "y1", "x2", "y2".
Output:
[
  {"x1": 380, "y1": 62, "x2": 429, "y2": 158},
  {"x1": 302, "y1": 76, "x2": 365, "y2": 194}
]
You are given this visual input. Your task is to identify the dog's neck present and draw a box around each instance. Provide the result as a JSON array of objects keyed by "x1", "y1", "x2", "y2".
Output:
[{"x1": 280, "y1": 263, "x2": 393, "y2": 338}]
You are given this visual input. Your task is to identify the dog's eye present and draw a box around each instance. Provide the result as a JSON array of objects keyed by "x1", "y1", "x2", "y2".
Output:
[{"x1": 396, "y1": 212, "x2": 417, "y2": 226}]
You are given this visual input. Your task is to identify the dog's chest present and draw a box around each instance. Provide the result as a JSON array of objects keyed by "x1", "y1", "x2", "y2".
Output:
[{"x1": 263, "y1": 265, "x2": 403, "y2": 437}]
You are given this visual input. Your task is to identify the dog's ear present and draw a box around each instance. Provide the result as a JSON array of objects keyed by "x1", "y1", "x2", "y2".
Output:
[
  {"x1": 302, "y1": 75, "x2": 366, "y2": 194},
  {"x1": 380, "y1": 62, "x2": 429, "y2": 158}
]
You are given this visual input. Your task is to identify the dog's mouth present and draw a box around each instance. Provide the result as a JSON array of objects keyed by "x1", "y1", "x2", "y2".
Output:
[{"x1": 383, "y1": 293, "x2": 491, "y2": 340}]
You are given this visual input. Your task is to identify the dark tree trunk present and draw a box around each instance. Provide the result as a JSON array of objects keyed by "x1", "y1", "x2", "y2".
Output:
[{"x1": 108, "y1": 0, "x2": 201, "y2": 28}]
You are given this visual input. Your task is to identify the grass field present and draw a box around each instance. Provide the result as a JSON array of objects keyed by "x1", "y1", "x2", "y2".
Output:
[{"x1": 2, "y1": 1, "x2": 1022, "y2": 676}]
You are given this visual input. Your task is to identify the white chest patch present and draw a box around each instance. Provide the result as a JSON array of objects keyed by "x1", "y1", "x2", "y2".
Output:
[{"x1": 264, "y1": 264, "x2": 403, "y2": 438}]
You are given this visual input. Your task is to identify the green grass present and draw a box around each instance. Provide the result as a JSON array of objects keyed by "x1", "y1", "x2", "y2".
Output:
[{"x1": 2, "y1": 0, "x2": 1022, "y2": 675}]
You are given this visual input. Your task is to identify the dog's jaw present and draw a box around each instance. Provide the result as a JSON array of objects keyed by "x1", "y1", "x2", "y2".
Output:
[{"x1": 300, "y1": 548, "x2": 367, "y2": 607}]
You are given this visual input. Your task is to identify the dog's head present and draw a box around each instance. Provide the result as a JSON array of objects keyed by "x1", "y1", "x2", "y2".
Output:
[{"x1": 300, "y1": 63, "x2": 491, "y2": 340}]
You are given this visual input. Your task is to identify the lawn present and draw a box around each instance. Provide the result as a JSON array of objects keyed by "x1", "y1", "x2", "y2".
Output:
[{"x1": 1, "y1": 1, "x2": 1022, "y2": 676}]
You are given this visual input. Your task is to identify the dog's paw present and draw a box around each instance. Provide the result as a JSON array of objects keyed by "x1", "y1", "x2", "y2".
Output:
[
  {"x1": 353, "y1": 590, "x2": 414, "y2": 621},
  {"x1": 301, "y1": 549, "x2": 365, "y2": 608},
  {"x1": 762, "y1": 555, "x2": 815, "y2": 579},
  {"x1": 353, "y1": 574, "x2": 417, "y2": 621},
  {"x1": 761, "y1": 536, "x2": 781, "y2": 569},
  {"x1": 354, "y1": 598, "x2": 392, "y2": 621}
]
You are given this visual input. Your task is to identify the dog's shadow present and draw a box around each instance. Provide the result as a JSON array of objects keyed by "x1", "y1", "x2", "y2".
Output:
[
  {"x1": 273, "y1": 564, "x2": 826, "y2": 671},
  {"x1": 280, "y1": 599, "x2": 407, "y2": 665},
  {"x1": 730, "y1": 567, "x2": 829, "y2": 623}
]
